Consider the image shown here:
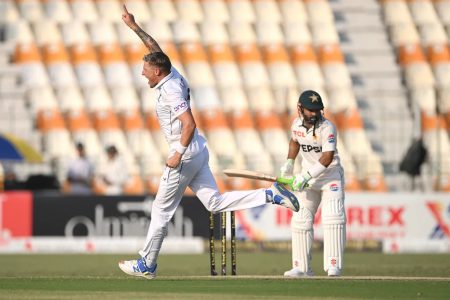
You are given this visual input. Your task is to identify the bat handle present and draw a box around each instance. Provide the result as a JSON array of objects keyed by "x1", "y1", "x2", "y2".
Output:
[{"x1": 276, "y1": 177, "x2": 293, "y2": 185}]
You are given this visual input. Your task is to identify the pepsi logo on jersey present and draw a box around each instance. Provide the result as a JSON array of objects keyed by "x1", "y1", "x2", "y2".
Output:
[
  {"x1": 299, "y1": 144, "x2": 322, "y2": 153},
  {"x1": 330, "y1": 184, "x2": 339, "y2": 191},
  {"x1": 328, "y1": 134, "x2": 335, "y2": 143}
]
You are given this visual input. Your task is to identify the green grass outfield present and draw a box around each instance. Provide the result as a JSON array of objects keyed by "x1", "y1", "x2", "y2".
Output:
[{"x1": 1, "y1": 252, "x2": 449, "y2": 299}]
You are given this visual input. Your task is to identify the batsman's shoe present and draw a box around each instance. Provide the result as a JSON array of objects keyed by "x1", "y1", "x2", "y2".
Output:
[
  {"x1": 266, "y1": 182, "x2": 300, "y2": 212},
  {"x1": 118, "y1": 258, "x2": 157, "y2": 279},
  {"x1": 284, "y1": 267, "x2": 314, "y2": 278},
  {"x1": 327, "y1": 266, "x2": 341, "y2": 277}
]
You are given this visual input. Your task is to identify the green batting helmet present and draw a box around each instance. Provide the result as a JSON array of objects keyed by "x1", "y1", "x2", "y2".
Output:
[{"x1": 298, "y1": 90, "x2": 324, "y2": 110}]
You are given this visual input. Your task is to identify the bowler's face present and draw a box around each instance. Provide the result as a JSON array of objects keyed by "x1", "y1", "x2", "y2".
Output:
[{"x1": 142, "y1": 61, "x2": 159, "y2": 88}]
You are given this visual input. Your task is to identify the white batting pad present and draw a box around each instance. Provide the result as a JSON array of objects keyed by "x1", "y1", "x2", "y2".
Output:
[
  {"x1": 323, "y1": 224, "x2": 345, "y2": 270},
  {"x1": 322, "y1": 196, "x2": 346, "y2": 271},
  {"x1": 291, "y1": 206, "x2": 314, "y2": 273}
]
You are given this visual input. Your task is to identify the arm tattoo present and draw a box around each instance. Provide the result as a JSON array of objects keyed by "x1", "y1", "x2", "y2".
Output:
[{"x1": 134, "y1": 27, "x2": 162, "y2": 53}]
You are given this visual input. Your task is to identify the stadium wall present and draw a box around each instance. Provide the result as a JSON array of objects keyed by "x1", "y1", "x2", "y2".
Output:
[{"x1": 0, "y1": 191, "x2": 448, "y2": 254}]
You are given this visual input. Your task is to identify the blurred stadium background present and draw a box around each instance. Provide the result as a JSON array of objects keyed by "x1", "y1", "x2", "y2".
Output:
[{"x1": 0, "y1": 0, "x2": 449, "y2": 257}]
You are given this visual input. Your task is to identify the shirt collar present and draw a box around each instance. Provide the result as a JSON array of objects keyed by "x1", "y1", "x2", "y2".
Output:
[{"x1": 154, "y1": 70, "x2": 174, "y2": 90}]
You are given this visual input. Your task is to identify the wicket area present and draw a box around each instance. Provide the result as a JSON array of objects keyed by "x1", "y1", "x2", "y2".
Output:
[{"x1": 209, "y1": 211, "x2": 237, "y2": 276}]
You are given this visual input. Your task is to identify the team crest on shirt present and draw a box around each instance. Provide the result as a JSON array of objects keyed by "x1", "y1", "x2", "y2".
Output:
[
  {"x1": 327, "y1": 134, "x2": 335, "y2": 143},
  {"x1": 330, "y1": 184, "x2": 339, "y2": 191}
]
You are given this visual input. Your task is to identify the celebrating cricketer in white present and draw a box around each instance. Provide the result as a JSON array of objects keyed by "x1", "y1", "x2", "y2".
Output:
[
  {"x1": 281, "y1": 90, "x2": 346, "y2": 277},
  {"x1": 119, "y1": 5, "x2": 300, "y2": 279}
]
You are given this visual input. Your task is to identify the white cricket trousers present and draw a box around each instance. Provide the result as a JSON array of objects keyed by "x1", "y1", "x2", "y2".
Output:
[{"x1": 139, "y1": 147, "x2": 267, "y2": 264}]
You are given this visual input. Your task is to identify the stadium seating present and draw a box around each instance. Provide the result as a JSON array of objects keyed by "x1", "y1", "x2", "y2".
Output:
[{"x1": 2, "y1": 0, "x2": 448, "y2": 194}]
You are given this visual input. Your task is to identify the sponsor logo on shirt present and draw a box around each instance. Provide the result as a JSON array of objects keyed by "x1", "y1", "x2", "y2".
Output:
[
  {"x1": 174, "y1": 101, "x2": 187, "y2": 112},
  {"x1": 300, "y1": 144, "x2": 322, "y2": 153},
  {"x1": 328, "y1": 134, "x2": 335, "y2": 143},
  {"x1": 330, "y1": 183, "x2": 339, "y2": 191}
]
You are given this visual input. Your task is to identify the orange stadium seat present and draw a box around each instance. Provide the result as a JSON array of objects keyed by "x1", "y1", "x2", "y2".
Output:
[
  {"x1": 427, "y1": 43, "x2": 450, "y2": 65},
  {"x1": 255, "y1": 111, "x2": 289, "y2": 163},
  {"x1": 97, "y1": 43, "x2": 134, "y2": 87},
  {"x1": 362, "y1": 153, "x2": 388, "y2": 192},
  {"x1": 92, "y1": 109, "x2": 121, "y2": 132},
  {"x1": 66, "y1": 109, "x2": 92, "y2": 132},
  {"x1": 42, "y1": 42, "x2": 78, "y2": 88},
  {"x1": 201, "y1": 109, "x2": 240, "y2": 168},
  {"x1": 121, "y1": 109, "x2": 144, "y2": 131},
  {"x1": 230, "y1": 109, "x2": 273, "y2": 173},
  {"x1": 317, "y1": 43, "x2": 344, "y2": 64},
  {"x1": 14, "y1": 42, "x2": 41, "y2": 63},
  {"x1": 421, "y1": 111, "x2": 450, "y2": 191},
  {"x1": 290, "y1": 44, "x2": 325, "y2": 91},
  {"x1": 36, "y1": 109, "x2": 66, "y2": 132},
  {"x1": 123, "y1": 174, "x2": 145, "y2": 195},
  {"x1": 124, "y1": 43, "x2": 149, "y2": 88},
  {"x1": 427, "y1": 44, "x2": 450, "y2": 93},
  {"x1": 262, "y1": 44, "x2": 296, "y2": 89},
  {"x1": 180, "y1": 42, "x2": 216, "y2": 87},
  {"x1": 208, "y1": 43, "x2": 243, "y2": 88},
  {"x1": 70, "y1": 42, "x2": 105, "y2": 88},
  {"x1": 146, "y1": 174, "x2": 160, "y2": 195},
  {"x1": 397, "y1": 43, "x2": 427, "y2": 66},
  {"x1": 235, "y1": 43, "x2": 270, "y2": 90},
  {"x1": 14, "y1": 42, "x2": 51, "y2": 88}
]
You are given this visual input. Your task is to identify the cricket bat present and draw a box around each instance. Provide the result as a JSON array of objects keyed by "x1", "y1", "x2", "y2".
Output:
[{"x1": 223, "y1": 169, "x2": 293, "y2": 185}]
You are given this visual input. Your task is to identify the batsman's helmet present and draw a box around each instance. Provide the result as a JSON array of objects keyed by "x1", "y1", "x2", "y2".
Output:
[{"x1": 298, "y1": 90, "x2": 324, "y2": 110}]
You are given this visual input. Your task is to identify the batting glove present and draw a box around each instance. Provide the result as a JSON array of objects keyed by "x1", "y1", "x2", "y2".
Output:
[
  {"x1": 291, "y1": 172, "x2": 312, "y2": 192},
  {"x1": 280, "y1": 159, "x2": 294, "y2": 178}
]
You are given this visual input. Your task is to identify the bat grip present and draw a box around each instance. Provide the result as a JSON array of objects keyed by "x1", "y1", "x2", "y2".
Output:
[{"x1": 276, "y1": 177, "x2": 293, "y2": 185}]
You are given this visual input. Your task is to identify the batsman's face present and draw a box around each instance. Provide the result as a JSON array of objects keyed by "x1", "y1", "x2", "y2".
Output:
[
  {"x1": 142, "y1": 61, "x2": 160, "y2": 88},
  {"x1": 298, "y1": 104, "x2": 321, "y2": 124}
]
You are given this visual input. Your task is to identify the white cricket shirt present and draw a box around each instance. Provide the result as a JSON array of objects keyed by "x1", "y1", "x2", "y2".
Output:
[
  {"x1": 290, "y1": 116, "x2": 341, "y2": 171},
  {"x1": 154, "y1": 67, "x2": 206, "y2": 159}
]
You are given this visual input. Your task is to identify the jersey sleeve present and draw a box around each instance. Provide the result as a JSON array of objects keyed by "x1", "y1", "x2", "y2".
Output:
[
  {"x1": 166, "y1": 91, "x2": 189, "y2": 118},
  {"x1": 321, "y1": 122, "x2": 337, "y2": 152},
  {"x1": 290, "y1": 118, "x2": 300, "y2": 142}
]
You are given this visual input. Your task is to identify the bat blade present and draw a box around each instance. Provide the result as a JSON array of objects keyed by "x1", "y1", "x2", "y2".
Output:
[
  {"x1": 223, "y1": 169, "x2": 276, "y2": 181},
  {"x1": 223, "y1": 169, "x2": 292, "y2": 185}
]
